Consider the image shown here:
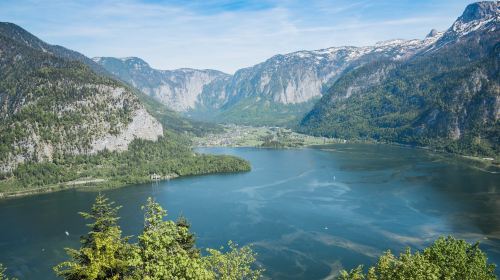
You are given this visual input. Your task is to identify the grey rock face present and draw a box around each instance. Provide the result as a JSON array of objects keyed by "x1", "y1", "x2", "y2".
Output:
[
  {"x1": 432, "y1": 1, "x2": 498, "y2": 50},
  {"x1": 93, "y1": 57, "x2": 230, "y2": 112},
  {"x1": 458, "y1": 1, "x2": 499, "y2": 23},
  {"x1": 0, "y1": 24, "x2": 163, "y2": 173},
  {"x1": 94, "y1": 1, "x2": 499, "y2": 126},
  {"x1": 224, "y1": 35, "x2": 443, "y2": 106},
  {"x1": 96, "y1": 33, "x2": 444, "y2": 114}
]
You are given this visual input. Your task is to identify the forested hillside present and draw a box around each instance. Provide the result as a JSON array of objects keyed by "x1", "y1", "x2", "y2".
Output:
[
  {"x1": 0, "y1": 23, "x2": 249, "y2": 197},
  {"x1": 299, "y1": 2, "x2": 499, "y2": 157}
]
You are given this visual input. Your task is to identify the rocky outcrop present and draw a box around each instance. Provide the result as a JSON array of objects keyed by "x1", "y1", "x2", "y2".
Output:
[
  {"x1": 91, "y1": 108, "x2": 163, "y2": 152},
  {"x1": 299, "y1": 1, "x2": 500, "y2": 157},
  {"x1": 0, "y1": 24, "x2": 164, "y2": 173}
]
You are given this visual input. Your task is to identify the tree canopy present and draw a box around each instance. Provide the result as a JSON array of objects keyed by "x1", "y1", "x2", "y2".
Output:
[
  {"x1": 54, "y1": 194, "x2": 263, "y2": 280},
  {"x1": 339, "y1": 236, "x2": 497, "y2": 280}
]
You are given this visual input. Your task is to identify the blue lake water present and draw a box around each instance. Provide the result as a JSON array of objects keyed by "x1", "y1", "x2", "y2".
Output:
[{"x1": 0, "y1": 144, "x2": 499, "y2": 279}]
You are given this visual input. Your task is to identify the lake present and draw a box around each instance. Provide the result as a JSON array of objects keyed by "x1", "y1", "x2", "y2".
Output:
[{"x1": 0, "y1": 144, "x2": 499, "y2": 279}]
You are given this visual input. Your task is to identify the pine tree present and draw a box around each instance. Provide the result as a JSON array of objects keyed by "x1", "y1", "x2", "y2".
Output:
[
  {"x1": 54, "y1": 195, "x2": 264, "y2": 280},
  {"x1": 204, "y1": 241, "x2": 264, "y2": 280},
  {"x1": 0, "y1": 264, "x2": 16, "y2": 280},
  {"x1": 53, "y1": 194, "x2": 136, "y2": 280},
  {"x1": 338, "y1": 236, "x2": 496, "y2": 280},
  {"x1": 176, "y1": 215, "x2": 200, "y2": 257},
  {"x1": 137, "y1": 198, "x2": 212, "y2": 280}
]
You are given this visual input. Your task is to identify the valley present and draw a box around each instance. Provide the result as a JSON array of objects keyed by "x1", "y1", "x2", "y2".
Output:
[
  {"x1": 193, "y1": 125, "x2": 340, "y2": 148},
  {"x1": 0, "y1": 1, "x2": 499, "y2": 279}
]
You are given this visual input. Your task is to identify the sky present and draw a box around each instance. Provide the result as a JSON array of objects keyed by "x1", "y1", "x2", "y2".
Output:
[{"x1": 0, "y1": 0, "x2": 478, "y2": 73}]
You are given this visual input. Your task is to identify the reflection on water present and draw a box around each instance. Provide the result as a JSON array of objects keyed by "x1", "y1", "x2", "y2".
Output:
[{"x1": 0, "y1": 144, "x2": 498, "y2": 279}]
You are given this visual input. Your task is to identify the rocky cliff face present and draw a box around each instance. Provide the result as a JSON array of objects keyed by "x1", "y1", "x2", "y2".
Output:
[
  {"x1": 93, "y1": 1, "x2": 498, "y2": 129},
  {"x1": 424, "y1": 1, "x2": 498, "y2": 52},
  {"x1": 91, "y1": 108, "x2": 163, "y2": 152},
  {"x1": 93, "y1": 57, "x2": 231, "y2": 112},
  {"x1": 211, "y1": 27, "x2": 444, "y2": 125},
  {"x1": 224, "y1": 33, "x2": 444, "y2": 106},
  {"x1": 95, "y1": 32, "x2": 444, "y2": 125},
  {"x1": 0, "y1": 24, "x2": 163, "y2": 173},
  {"x1": 299, "y1": 1, "x2": 499, "y2": 156}
]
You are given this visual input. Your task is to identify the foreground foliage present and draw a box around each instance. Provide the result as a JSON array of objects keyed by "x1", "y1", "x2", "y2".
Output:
[
  {"x1": 2, "y1": 195, "x2": 498, "y2": 280},
  {"x1": 0, "y1": 264, "x2": 16, "y2": 280},
  {"x1": 54, "y1": 194, "x2": 263, "y2": 280},
  {"x1": 339, "y1": 236, "x2": 497, "y2": 280}
]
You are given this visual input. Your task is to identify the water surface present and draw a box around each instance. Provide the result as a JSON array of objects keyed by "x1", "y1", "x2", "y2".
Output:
[{"x1": 0, "y1": 144, "x2": 499, "y2": 279}]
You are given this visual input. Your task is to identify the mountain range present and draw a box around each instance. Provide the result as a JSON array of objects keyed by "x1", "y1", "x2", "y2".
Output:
[
  {"x1": 93, "y1": 14, "x2": 447, "y2": 125},
  {"x1": 0, "y1": 21, "x2": 244, "y2": 190},
  {"x1": 94, "y1": 1, "x2": 499, "y2": 156},
  {"x1": 299, "y1": 1, "x2": 499, "y2": 156},
  {"x1": 0, "y1": 0, "x2": 498, "y2": 181}
]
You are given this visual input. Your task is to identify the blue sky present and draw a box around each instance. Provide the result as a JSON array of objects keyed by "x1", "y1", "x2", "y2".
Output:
[{"x1": 0, "y1": 0, "x2": 477, "y2": 73}]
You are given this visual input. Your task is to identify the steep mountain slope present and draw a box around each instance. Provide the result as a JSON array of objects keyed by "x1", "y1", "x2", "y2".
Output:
[
  {"x1": 93, "y1": 57, "x2": 231, "y2": 112},
  {"x1": 213, "y1": 34, "x2": 444, "y2": 125},
  {"x1": 134, "y1": 89, "x2": 224, "y2": 136},
  {"x1": 0, "y1": 23, "x2": 250, "y2": 196},
  {"x1": 0, "y1": 28, "x2": 163, "y2": 173},
  {"x1": 96, "y1": 29, "x2": 444, "y2": 126},
  {"x1": 224, "y1": 33, "x2": 443, "y2": 105},
  {"x1": 299, "y1": 1, "x2": 499, "y2": 157},
  {"x1": 0, "y1": 22, "x2": 109, "y2": 76}
]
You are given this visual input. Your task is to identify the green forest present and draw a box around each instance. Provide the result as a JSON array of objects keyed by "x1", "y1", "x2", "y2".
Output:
[
  {"x1": 299, "y1": 32, "x2": 500, "y2": 159},
  {"x1": 0, "y1": 28, "x2": 250, "y2": 197},
  {"x1": 0, "y1": 131, "x2": 250, "y2": 196}
]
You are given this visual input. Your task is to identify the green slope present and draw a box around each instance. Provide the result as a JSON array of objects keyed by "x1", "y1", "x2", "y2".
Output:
[
  {"x1": 0, "y1": 23, "x2": 249, "y2": 197},
  {"x1": 210, "y1": 96, "x2": 318, "y2": 127},
  {"x1": 299, "y1": 29, "x2": 499, "y2": 157}
]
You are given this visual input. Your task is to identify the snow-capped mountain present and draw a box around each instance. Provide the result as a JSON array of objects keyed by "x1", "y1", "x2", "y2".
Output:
[
  {"x1": 427, "y1": 1, "x2": 498, "y2": 51},
  {"x1": 93, "y1": 57, "x2": 231, "y2": 112},
  {"x1": 96, "y1": 32, "x2": 444, "y2": 121},
  {"x1": 95, "y1": 1, "x2": 498, "y2": 126},
  {"x1": 299, "y1": 1, "x2": 499, "y2": 156},
  {"x1": 224, "y1": 31, "x2": 444, "y2": 107}
]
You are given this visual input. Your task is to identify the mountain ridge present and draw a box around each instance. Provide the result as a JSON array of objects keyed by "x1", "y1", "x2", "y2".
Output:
[
  {"x1": 0, "y1": 23, "x2": 251, "y2": 196},
  {"x1": 0, "y1": 22, "x2": 110, "y2": 76},
  {"x1": 95, "y1": 26, "x2": 445, "y2": 125},
  {"x1": 298, "y1": 1, "x2": 499, "y2": 157},
  {"x1": 94, "y1": 1, "x2": 499, "y2": 148},
  {"x1": 93, "y1": 56, "x2": 231, "y2": 112},
  {"x1": 0, "y1": 28, "x2": 164, "y2": 173}
]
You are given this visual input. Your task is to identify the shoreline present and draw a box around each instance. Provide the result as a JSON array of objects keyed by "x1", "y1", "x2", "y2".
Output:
[
  {"x1": 197, "y1": 141, "x2": 500, "y2": 169},
  {"x1": 0, "y1": 168, "x2": 252, "y2": 200},
  {"x1": 2, "y1": 142, "x2": 497, "y2": 200}
]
